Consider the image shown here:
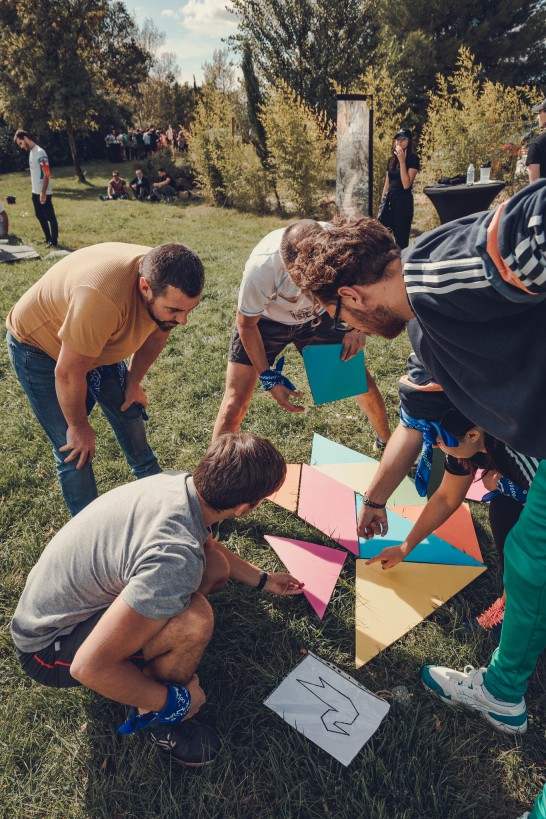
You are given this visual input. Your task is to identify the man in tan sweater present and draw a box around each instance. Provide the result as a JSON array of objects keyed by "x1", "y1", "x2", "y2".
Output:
[{"x1": 6, "y1": 242, "x2": 204, "y2": 515}]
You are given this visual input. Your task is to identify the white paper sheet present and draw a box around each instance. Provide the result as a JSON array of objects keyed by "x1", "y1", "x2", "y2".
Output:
[{"x1": 264, "y1": 652, "x2": 389, "y2": 766}]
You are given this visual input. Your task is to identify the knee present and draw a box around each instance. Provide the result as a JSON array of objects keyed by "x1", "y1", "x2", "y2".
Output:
[{"x1": 185, "y1": 593, "x2": 214, "y2": 642}]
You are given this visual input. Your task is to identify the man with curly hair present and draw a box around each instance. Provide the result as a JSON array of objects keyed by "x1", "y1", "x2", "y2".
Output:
[{"x1": 289, "y1": 181, "x2": 546, "y2": 741}]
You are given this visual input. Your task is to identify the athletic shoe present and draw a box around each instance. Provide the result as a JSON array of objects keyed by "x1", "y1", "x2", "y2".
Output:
[
  {"x1": 149, "y1": 718, "x2": 221, "y2": 766},
  {"x1": 517, "y1": 812, "x2": 530, "y2": 818},
  {"x1": 421, "y1": 664, "x2": 527, "y2": 735},
  {"x1": 98, "y1": 194, "x2": 106, "y2": 201}
]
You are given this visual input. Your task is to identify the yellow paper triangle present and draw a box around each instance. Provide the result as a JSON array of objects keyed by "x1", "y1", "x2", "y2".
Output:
[
  {"x1": 314, "y1": 462, "x2": 426, "y2": 506},
  {"x1": 355, "y1": 560, "x2": 486, "y2": 668}
]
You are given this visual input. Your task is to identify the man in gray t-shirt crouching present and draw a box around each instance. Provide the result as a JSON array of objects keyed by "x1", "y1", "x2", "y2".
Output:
[{"x1": 11, "y1": 433, "x2": 303, "y2": 767}]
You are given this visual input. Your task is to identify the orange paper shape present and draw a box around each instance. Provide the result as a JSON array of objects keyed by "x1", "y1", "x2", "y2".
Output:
[
  {"x1": 265, "y1": 535, "x2": 347, "y2": 619},
  {"x1": 267, "y1": 464, "x2": 302, "y2": 513},
  {"x1": 388, "y1": 503, "x2": 483, "y2": 564}
]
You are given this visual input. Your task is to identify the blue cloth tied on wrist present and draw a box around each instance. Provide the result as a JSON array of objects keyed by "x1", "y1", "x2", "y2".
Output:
[
  {"x1": 482, "y1": 475, "x2": 527, "y2": 505},
  {"x1": 258, "y1": 356, "x2": 297, "y2": 392},
  {"x1": 116, "y1": 683, "x2": 191, "y2": 735},
  {"x1": 399, "y1": 407, "x2": 459, "y2": 497},
  {"x1": 86, "y1": 360, "x2": 148, "y2": 420}
]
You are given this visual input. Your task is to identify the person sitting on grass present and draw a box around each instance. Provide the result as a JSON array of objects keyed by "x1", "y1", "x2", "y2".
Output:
[
  {"x1": 0, "y1": 199, "x2": 8, "y2": 237},
  {"x1": 366, "y1": 406, "x2": 537, "y2": 639},
  {"x1": 130, "y1": 168, "x2": 150, "y2": 201},
  {"x1": 99, "y1": 170, "x2": 129, "y2": 201},
  {"x1": 10, "y1": 432, "x2": 304, "y2": 768},
  {"x1": 150, "y1": 168, "x2": 176, "y2": 202}
]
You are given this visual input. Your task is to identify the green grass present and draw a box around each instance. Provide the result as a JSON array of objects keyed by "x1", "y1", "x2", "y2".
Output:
[{"x1": 0, "y1": 161, "x2": 544, "y2": 818}]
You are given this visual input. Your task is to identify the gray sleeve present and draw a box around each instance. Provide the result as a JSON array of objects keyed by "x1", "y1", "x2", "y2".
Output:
[{"x1": 120, "y1": 544, "x2": 205, "y2": 620}]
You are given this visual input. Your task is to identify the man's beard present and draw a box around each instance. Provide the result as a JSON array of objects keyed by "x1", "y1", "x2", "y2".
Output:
[
  {"x1": 345, "y1": 302, "x2": 407, "y2": 339},
  {"x1": 145, "y1": 298, "x2": 178, "y2": 331}
]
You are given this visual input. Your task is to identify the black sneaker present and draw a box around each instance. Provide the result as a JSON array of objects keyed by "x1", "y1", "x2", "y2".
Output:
[{"x1": 149, "y1": 718, "x2": 221, "y2": 767}]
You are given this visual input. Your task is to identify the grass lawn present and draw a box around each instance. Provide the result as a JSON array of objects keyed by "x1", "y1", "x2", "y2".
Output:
[{"x1": 0, "y1": 161, "x2": 544, "y2": 818}]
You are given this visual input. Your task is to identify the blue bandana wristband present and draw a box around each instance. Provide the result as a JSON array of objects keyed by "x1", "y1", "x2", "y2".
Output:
[
  {"x1": 116, "y1": 683, "x2": 191, "y2": 735},
  {"x1": 259, "y1": 356, "x2": 297, "y2": 392},
  {"x1": 482, "y1": 475, "x2": 528, "y2": 505},
  {"x1": 399, "y1": 407, "x2": 459, "y2": 497}
]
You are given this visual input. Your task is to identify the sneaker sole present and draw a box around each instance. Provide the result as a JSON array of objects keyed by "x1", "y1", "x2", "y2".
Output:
[{"x1": 421, "y1": 679, "x2": 527, "y2": 735}]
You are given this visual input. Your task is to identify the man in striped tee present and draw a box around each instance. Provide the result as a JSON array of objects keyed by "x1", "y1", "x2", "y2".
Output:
[{"x1": 287, "y1": 180, "x2": 546, "y2": 750}]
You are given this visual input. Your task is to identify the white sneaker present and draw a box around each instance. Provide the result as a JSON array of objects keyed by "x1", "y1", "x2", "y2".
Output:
[
  {"x1": 516, "y1": 812, "x2": 530, "y2": 818},
  {"x1": 421, "y1": 664, "x2": 527, "y2": 735}
]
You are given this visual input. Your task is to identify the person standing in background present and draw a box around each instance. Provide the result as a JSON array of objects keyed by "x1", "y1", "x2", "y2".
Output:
[
  {"x1": 14, "y1": 130, "x2": 58, "y2": 247},
  {"x1": 526, "y1": 98, "x2": 546, "y2": 182},
  {"x1": 377, "y1": 128, "x2": 420, "y2": 249}
]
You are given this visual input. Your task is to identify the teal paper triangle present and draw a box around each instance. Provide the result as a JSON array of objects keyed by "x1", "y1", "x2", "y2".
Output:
[
  {"x1": 355, "y1": 495, "x2": 484, "y2": 566},
  {"x1": 310, "y1": 433, "x2": 377, "y2": 465}
]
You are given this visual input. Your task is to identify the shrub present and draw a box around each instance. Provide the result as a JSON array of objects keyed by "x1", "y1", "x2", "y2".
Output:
[
  {"x1": 188, "y1": 85, "x2": 270, "y2": 212},
  {"x1": 420, "y1": 48, "x2": 535, "y2": 194},
  {"x1": 259, "y1": 81, "x2": 333, "y2": 216}
]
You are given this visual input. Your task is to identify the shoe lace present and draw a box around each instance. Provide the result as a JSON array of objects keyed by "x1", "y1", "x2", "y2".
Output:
[
  {"x1": 475, "y1": 597, "x2": 505, "y2": 629},
  {"x1": 445, "y1": 665, "x2": 480, "y2": 686}
]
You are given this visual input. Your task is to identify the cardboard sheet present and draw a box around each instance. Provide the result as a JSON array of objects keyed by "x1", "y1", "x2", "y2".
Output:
[
  {"x1": 297, "y1": 464, "x2": 359, "y2": 555},
  {"x1": 264, "y1": 651, "x2": 390, "y2": 766},
  {"x1": 310, "y1": 433, "x2": 377, "y2": 466},
  {"x1": 355, "y1": 560, "x2": 487, "y2": 667},
  {"x1": 267, "y1": 464, "x2": 302, "y2": 512},
  {"x1": 356, "y1": 498, "x2": 484, "y2": 566},
  {"x1": 314, "y1": 461, "x2": 427, "y2": 507},
  {"x1": 389, "y1": 503, "x2": 483, "y2": 564},
  {"x1": 302, "y1": 344, "x2": 367, "y2": 405},
  {"x1": 265, "y1": 535, "x2": 347, "y2": 619}
]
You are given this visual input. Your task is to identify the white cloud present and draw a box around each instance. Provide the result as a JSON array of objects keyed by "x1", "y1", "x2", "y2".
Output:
[
  {"x1": 178, "y1": 0, "x2": 239, "y2": 37},
  {"x1": 160, "y1": 9, "x2": 177, "y2": 17}
]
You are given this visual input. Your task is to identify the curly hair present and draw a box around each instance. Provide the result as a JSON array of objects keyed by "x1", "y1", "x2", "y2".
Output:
[{"x1": 288, "y1": 216, "x2": 400, "y2": 303}]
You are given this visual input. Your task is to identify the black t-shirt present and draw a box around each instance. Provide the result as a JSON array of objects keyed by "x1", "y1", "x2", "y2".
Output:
[
  {"x1": 526, "y1": 131, "x2": 546, "y2": 178},
  {"x1": 444, "y1": 434, "x2": 540, "y2": 492},
  {"x1": 387, "y1": 153, "x2": 420, "y2": 193}
]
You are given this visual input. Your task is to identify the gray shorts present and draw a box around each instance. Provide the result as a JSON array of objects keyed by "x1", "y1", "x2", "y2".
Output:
[{"x1": 228, "y1": 314, "x2": 350, "y2": 366}]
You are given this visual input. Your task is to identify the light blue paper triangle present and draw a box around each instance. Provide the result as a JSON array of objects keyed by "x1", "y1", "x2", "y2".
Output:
[
  {"x1": 355, "y1": 495, "x2": 484, "y2": 566},
  {"x1": 302, "y1": 344, "x2": 367, "y2": 405},
  {"x1": 310, "y1": 433, "x2": 378, "y2": 466}
]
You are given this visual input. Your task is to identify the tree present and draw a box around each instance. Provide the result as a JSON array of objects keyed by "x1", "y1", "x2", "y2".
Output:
[
  {"x1": 0, "y1": 0, "x2": 150, "y2": 182},
  {"x1": 380, "y1": 0, "x2": 546, "y2": 120},
  {"x1": 229, "y1": 0, "x2": 379, "y2": 120},
  {"x1": 202, "y1": 49, "x2": 236, "y2": 95}
]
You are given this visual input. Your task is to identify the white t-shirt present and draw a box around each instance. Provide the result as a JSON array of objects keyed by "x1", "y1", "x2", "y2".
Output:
[
  {"x1": 29, "y1": 145, "x2": 52, "y2": 196},
  {"x1": 238, "y1": 226, "x2": 326, "y2": 325}
]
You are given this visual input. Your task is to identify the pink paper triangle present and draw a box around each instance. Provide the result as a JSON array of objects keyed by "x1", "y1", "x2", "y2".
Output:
[
  {"x1": 465, "y1": 469, "x2": 488, "y2": 502},
  {"x1": 265, "y1": 535, "x2": 347, "y2": 619},
  {"x1": 297, "y1": 464, "x2": 359, "y2": 555}
]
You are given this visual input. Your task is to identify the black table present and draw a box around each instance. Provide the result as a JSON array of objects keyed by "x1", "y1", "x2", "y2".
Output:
[{"x1": 423, "y1": 181, "x2": 505, "y2": 224}]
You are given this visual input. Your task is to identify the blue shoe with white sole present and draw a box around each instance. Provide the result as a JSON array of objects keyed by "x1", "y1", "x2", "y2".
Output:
[{"x1": 421, "y1": 664, "x2": 527, "y2": 735}]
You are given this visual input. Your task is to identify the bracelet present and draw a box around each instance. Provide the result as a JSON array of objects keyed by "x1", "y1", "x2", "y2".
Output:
[
  {"x1": 255, "y1": 570, "x2": 268, "y2": 590},
  {"x1": 362, "y1": 494, "x2": 386, "y2": 510}
]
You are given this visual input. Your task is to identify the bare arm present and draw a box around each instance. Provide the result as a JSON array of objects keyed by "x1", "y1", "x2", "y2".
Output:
[
  {"x1": 121, "y1": 327, "x2": 170, "y2": 411},
  {"x1": 367, "y1": 471, "x2": 472, "y2": 569},
  {"x1": 55, "y1": 342, "x2": 97, "y2": 468},
  {"x1": 528, "y1": 164, "x2": 541, "y2": 183},
  {"x1": 357, "y1": 424, "x2": 423, "y2": 538},
  {"x1": 209, "y1": 537, "x2": 304, "y2": 595},
  {"x1": 70, "y1": 596, "x2": 172, "y2": 710},
  {"x1": 236, "y1": 310, "x2": 304, "y2": 413},
  {"x1": 40, "y1": 159, "x2": 51, "y2": 204},
  {"x1": 382, "y1": 171, "x2": 389, "y2": 197}
]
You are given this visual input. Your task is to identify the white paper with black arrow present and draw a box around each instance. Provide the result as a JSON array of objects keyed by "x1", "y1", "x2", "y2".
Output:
[{"x1": 264, "y1": 651, "x2": 390, "y2": 766}]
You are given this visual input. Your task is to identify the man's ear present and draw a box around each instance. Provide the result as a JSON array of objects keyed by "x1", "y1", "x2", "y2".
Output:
[
  {"x1": 139, "y1": 276, "x2": 151, "y2": 298},
  {"x1": 338, "y1": 284, "x2": 365, "y2": 305}
]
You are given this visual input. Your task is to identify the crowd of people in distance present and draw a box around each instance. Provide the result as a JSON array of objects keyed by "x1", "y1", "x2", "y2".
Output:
[
  {"x1": 99, "y1": 167, "x2": 179, "y2": 203},
  {"x1": 104, "y1": 125, "x2": 189, "y2": 163}
]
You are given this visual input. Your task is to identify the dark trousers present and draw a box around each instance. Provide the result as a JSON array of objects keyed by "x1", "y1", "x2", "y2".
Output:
[
  {"x1": 31, "y1": 193, "x2": 58, "y2": 244},
  {"x1": 488, "y1": 493, "x2": 524, "y2": 570},
  {"x1": 378, "y1": 190, "x2": 413, "y2": 249}
]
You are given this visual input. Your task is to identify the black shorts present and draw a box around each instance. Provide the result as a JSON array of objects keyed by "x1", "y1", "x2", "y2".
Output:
[
  {"x1": 228, "y1": 313, "x2": 350, "y2": 366},
  {"x1": 15, "y1": 610, "x2": 145, "y2": 689}
]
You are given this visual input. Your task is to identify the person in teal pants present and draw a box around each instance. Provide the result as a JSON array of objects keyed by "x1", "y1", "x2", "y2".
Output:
[{"x1": 520, "y1": 782, "x2": 546, "y2": 819}]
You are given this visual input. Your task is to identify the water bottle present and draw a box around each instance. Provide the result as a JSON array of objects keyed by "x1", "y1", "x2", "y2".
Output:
[{"x1": 466, "y1": 164, "x2": 475, "y2": 185}]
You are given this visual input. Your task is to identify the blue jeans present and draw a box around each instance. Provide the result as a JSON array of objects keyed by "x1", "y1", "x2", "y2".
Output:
[{"x1": 6, "y1": 333, "x2": 161, "y2": 516}]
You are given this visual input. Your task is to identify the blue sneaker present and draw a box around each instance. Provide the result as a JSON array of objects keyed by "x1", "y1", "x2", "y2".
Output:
[{"x1": 421, "y1": 664, "x2": 527, "y2": 735}]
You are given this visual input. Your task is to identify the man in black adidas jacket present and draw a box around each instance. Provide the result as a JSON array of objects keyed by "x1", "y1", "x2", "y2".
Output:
[{"x1": 288, "y1": 180, "x2": 546, "y2": 739}]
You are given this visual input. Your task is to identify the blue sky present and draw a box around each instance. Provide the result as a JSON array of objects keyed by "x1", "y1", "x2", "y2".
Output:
[{"x1": 123, "y1": 0, "x2": 239, "y2": 83}]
